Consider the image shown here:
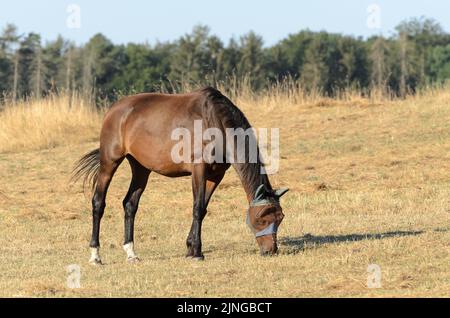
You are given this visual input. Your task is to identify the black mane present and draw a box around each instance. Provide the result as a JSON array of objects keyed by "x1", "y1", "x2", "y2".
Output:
[{"x1": 201, "y1": 87, "x2": 272, "y2": 197}]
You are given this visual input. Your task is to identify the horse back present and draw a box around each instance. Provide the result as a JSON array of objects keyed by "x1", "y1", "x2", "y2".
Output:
[{"x1": 100, "y1": 91, "x2": 207, "y2": 175}]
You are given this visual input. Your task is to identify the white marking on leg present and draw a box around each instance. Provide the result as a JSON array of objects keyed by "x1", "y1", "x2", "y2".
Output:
[
  {"x1": 89, "y1": 247, "x2": 102, "y2": 265},
  {"x1": 123, "y1": 242, "x2": 139, "y2": 262}
]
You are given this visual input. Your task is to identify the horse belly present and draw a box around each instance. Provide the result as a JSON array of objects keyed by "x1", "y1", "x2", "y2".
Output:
[
  {"x1": 127, "y1": 135, "x2": 193, "y2": 177},
  {"x1": 123, "y1": 99, "x2": 200, "y2": 177}
]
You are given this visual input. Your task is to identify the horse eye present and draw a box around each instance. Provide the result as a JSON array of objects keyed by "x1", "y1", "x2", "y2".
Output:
[
  {"x1": 257, "y1": 218, "x2": 267, "y2": 225},
  {"x1": 266, "y1": 206, "x2": 277, "y2": 214}
]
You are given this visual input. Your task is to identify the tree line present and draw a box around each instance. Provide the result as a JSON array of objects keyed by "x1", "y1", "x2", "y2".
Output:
[{"x1": 1, "y1": 17, "x2": 450, "y2": 104}]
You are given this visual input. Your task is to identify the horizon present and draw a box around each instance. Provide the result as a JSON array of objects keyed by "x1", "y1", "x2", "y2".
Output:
[{"x1": 1, "y1": 0, "x2": 450, "y2": 46}]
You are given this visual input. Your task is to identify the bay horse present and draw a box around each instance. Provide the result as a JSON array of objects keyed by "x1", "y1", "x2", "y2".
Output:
[{"x1": 73, "y1": 87, "x2": 288, "y2": 264}]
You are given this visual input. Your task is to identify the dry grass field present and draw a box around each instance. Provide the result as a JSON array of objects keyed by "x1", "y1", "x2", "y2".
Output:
[{"x1": 0, "y1": 88, "x2": 449, "y2": 297}]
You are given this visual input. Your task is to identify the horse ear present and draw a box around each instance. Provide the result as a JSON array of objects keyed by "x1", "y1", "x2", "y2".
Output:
[
  {"x1": 275, "y1": 188, "x2": 289, "y2": 198},
  {"x1": 254, "y1": 184, "x2": 266, "y2": 201}
]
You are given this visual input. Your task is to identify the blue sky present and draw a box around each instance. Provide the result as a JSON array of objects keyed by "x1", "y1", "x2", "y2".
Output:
[{"x1": 1, "y1": 0, "x2": 449, "y2": 46}]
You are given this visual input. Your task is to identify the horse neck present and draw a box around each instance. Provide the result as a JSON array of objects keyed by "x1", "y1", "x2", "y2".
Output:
[{"x1": 233, "y1": 162, "x2": 273, "y2": 203}]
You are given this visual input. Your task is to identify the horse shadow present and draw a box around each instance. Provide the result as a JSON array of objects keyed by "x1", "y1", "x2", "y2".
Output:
[{"x1": 279, "y1": 230, "x2": 425, "y2": 254}]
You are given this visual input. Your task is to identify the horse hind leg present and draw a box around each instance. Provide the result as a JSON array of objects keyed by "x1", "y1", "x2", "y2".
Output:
[
  {"x1": 89, "y1": 157, "x2": 124, "y2": 265},
  {"x1": 122, "y1": 156, "x2": 150, "y2": 263}
]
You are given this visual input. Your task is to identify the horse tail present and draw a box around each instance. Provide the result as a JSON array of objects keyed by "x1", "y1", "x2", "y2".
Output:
[{"x1": 71, "y1": 148, "x2": 101, "y2": 192}]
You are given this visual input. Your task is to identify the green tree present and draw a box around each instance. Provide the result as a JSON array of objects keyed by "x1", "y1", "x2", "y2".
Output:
[
  {"x1": 339, "y1": 36, "x2": 369, "y2": 89},
  {"x1": 41, "y1": 36, "x2": 66, "y2": 94},
  {"x1": 273, "y1": 30, "x2": 315, "y2": 78},
  {"x1": 396, "y1": 17, "x2": 450, "y2": 89},
  {"x1": 82, "y1": 33, "x2": 126, "y2": 99},
  {"x1": 16, "y1": 33, "x2": 42, "y2": 98},
  {"x1": 221, "y1": 38, "x2": 242, "y2": 78},
  {"x1": 238, "y1": 31, "x2": 264, "y2": 88},
  {"x1": 110, "y1": 42, "x2": 173, "y2": 94},
  {"x1": 301, "y1": 33, "x2": 347, "y2": 95},
  {"x1": 368, "y1": 36, "x2": 390, "y2": 92},
  {"x1": 170, "y1": 25, "x2": 214, "y2": 84},
  {"x1": 1, "y1": 17, "x2": 450, "y2": 103},
  {"x1": 428, "y1": 45, "x2": 450, "y2": 83},
  {"x1": 0, "y1": 24, "x2": 20, "y2": 98}
]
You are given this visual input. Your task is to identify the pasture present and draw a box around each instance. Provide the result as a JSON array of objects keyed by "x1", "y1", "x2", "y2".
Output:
[{"x1": 0, "y1": 89, "x2": 449, "y2": 297}]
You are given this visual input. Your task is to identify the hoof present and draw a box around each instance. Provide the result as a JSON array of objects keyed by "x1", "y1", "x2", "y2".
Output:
[
  {"x1": 127, "y1": 257, "x2": 141, "y2": 264},
  {"x1": 192, "y1": 255, "x2": 205, "y2": 261},
  {"x1": 89, "y1": 247, "x2": 102, "y2": 265},
  {"x1": 185, "y1": 249, "x2": 195, "y2": 258},
  {"x1": 89, "y1": 258, "x2": 103, "y2": 266}
]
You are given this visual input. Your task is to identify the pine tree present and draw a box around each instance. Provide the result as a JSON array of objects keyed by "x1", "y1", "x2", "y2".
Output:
[
  {"x1": 239, "y1": 31, "x2": 264, "y2": 88},
  {"x1": 0, "y1": 24, "x2": 20, "y2": 99},
  {"x1": 399, "y1": 31, "x2": 408, "y2": 97},
  {"x1": 369, "y1": 36, "x2": 389, "y2": 93}
]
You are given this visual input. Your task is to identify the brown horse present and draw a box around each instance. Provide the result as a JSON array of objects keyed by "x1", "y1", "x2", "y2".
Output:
[{"x1": 73, "y1": 87, "x2": 288, "y2": 264}]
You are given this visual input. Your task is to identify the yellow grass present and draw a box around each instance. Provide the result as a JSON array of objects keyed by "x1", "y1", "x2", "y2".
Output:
[
  {"x1": 0, "y1": 88, "x2": 449, "y2": 297},
  {"x1": 0, "y1": 94, "x2": 101, "y2": 153}
]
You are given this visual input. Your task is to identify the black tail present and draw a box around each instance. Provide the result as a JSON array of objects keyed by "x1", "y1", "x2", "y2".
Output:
[{"x1": 71, "y1": 148, "x2": 101, "y2": 192}]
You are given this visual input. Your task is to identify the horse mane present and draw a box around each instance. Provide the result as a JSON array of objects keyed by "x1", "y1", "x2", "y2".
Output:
[{"x1": 200, "y1": 87, "x2": 272, "y2": 196}]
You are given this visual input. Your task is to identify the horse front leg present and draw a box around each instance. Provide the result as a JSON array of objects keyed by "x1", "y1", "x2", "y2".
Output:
[
  {"x1": 186, "y1": 169, "x2": 226, "y2": 260},
  {"x1": 186, "y1": 165, "x2": 207, "y2": 260}
]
